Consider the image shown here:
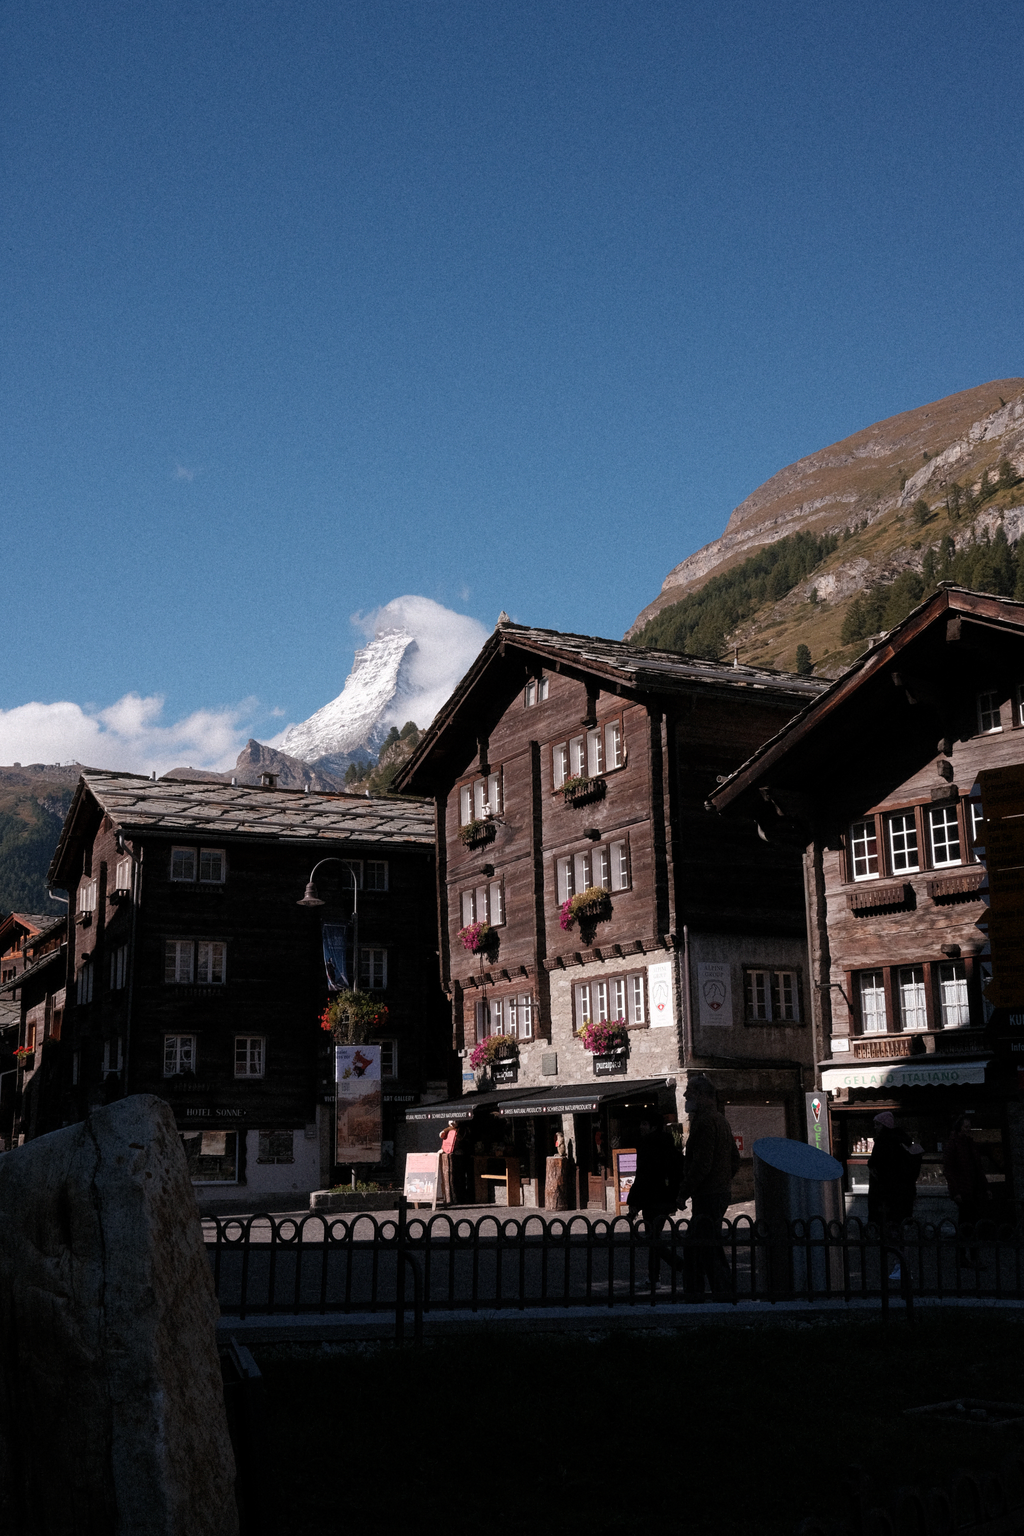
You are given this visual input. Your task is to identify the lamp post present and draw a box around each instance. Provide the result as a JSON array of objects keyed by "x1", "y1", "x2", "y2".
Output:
[
  {"x1": 297, "y1": 857, "x2": 360, "y2": 990},
  {"x1": 299, "y1": 858, "x2": 363, "y2": 1192}
]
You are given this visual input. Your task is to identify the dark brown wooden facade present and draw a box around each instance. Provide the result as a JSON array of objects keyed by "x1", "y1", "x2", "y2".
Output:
[
  {"x1": 0, "y1": 915, "x2": 67, "y2": 1148},
  {"x1": 711, "y1": 586, "x2": 1024, "y2": 1214},
  {"x1": 397, "y1": 621, "x2": 826, "y2": 1208},
  {"x1": 40, "y1": 774, "x2": 448, "y2": 1208}
]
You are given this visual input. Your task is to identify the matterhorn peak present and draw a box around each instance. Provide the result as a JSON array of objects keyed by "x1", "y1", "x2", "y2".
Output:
[{"x1": 277, "y1": 628, "x2": 416, "y2": 775}]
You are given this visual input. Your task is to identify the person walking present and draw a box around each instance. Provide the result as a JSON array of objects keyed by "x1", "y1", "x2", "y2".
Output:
[
  {"x1": 867, "y1": 1112, "x2": 921, "y2": 1230},
  {"x1": 943, "y1": 1114, "x2": 989, "y2": 1265},
  {"x1": 627, "y1": 1110, "x2": 684, "y2": 1289},
  {"x1": 677, "y1": 1076, "x2": 740, "y2": 1298}
]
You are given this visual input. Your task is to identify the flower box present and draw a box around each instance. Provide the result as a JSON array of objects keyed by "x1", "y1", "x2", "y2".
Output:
[
  {"x1": 561, "y1": 775, "x2": 606, "y2": 806},
  {"x1": 559, "y1": 887, "x2": 612, "y2": 932},
  {"x1": 458, "y1": 921, "x2": 496, "y2": 955},
  {"x1": 319, "y1": 991, "x2": 390, "y2": 1043},
  {"x1": 460, "y1": 819, "x2": 496, "y2": 848},
  {"x1": 470, "y1": 1033, "x2": 518, "y2": 1070}
]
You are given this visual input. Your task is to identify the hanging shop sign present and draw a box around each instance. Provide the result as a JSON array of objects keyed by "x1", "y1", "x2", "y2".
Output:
[
  {"x1": 493, "y1": 1059, "x2": 519, "y2": 1085},
  {"x1": 336, "y1": 1043, "x2": 382, "y2": 1164},
  {"x1": 593, "y1": 1052, "x2": 627, "y2": 1077},
  {"x1": 647, "y1": 961, "x2": 675, "y2": 1028},
  {"x1": 697, "y1": 962, "x2": 732, "y2": 1027}
]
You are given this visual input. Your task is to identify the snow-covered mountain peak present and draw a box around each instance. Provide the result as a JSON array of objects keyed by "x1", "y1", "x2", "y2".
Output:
[{"x1": 278, "y1": 628, "x2": 415, "y2": 771}]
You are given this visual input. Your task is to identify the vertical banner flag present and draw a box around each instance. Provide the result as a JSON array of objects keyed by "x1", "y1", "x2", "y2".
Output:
[
  {"x1": 322, "y1": 922, "x2": 350, "y2": 992},
  {"x1": 336, "y1": 1043, "x2": 382, "y2": 1164},
  {"x1": 697, "y1": 962, "x2": 733, "y2": 1027}
]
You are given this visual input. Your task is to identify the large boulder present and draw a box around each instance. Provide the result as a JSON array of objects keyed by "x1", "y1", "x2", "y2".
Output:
[{"x1": 0, "y1": 1095, "x2": 237, "y2": 1535}]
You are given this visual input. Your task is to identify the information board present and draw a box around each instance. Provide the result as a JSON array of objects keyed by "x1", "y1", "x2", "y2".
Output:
[
  {"x1": 336, "y1": 1044, "x2": 382, "y2": 1164},
  {"x1": 404, "y1": 1152, "x2": 440, "y2": 1207},
  {"x1": 613, "y1": 1147, "x2": 637, "y2": 1216}
]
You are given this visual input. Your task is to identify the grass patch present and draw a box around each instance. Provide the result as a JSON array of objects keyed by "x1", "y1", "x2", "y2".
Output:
[{"x1": 252, "y1": 1314, "x2": 1024, "y2": 1535}]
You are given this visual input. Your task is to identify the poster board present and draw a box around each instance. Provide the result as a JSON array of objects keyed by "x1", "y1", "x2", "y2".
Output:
[
  {"x1": 336, "y1": 1044, "x2": 382, "y2": 1164},
  {"x1": 697, "y1": 962, "x2": 733, "y2": 1027},
  {"x1": 613, "y1": 1147, "x2": 637, "y2": 1216},
  {"x1": 404, "y1": 1152, "x2": 440, "y2": 1207}
]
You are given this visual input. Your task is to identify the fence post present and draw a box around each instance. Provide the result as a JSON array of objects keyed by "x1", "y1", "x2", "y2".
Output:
[{"x1": 395, "y1": 1194, "x2": 408, "y2": 1343}]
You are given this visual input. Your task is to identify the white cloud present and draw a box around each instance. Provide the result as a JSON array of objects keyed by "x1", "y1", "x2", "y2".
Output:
[
  {"x1": 353, "y1": 595, "x2": 489, "y2": 729},
  {"x1": 174, "y1": 465, "x2": 197, "y2": 481},
  {"x1": 0, "y1": 694, "x2": 256, "y2": 776}
]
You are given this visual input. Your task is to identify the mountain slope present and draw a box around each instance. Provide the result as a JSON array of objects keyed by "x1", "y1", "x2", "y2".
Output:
[
  {"x1": 0, "y1": 766, "x2": 80, "y2": 914},
  {"x1": 630, "y1": 380, "x2": 1024, "y2": 675}
]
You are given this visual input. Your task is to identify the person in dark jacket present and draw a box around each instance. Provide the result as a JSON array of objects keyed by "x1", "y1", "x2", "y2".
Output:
[
  {"x1": 943, "y1": 1115, "x2": 989, "y2": 1264},
  {"x1": 678, "y1": 1076, "x2": 740, "y2": 1297},
  {"x1": 627, "y1": 1111, "x2": 684, "y2": 1287},
  {"x1": 867, "y1": 1111, "x2": 922, "y2": 1232}
]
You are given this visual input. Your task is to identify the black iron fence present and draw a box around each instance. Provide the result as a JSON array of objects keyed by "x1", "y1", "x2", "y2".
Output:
[
  {"x1": 205, "y1": 1202, "x2": 1024, "y2": 1330},
  {"x1": 795, "y1": 1460, "x2": 1024, "y2": 1536}
]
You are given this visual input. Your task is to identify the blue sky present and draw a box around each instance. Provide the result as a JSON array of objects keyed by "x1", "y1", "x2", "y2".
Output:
[{"x1": 2, "y1": 0, "x2": 1023, "y2": 769}]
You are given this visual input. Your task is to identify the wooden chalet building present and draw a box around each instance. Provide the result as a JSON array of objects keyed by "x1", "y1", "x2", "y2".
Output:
[
  {"x1": 395, "y1": 620, "x2": 826, "y2": 1209},
  {"x1": 40, "y1": 773, "x2": 448, "y2": 1209},
  {"x1": 710, "y1": 586, "x2": 1024, "y2": 1215},
  {"x1": 0, "y1": 914, "x2": 67, "y2": 1149}
]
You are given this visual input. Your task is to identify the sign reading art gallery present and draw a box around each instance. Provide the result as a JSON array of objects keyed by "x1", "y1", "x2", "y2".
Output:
[
  {"x1": 697, "y1": 962, "x2": 732, "y2": 1027},
  {"x1": 335, "y1": 1044, "x2": 382, "y2": 1164}
]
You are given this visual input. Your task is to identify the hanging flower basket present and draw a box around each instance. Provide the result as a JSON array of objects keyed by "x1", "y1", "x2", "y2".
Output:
[
  {"x1": 561, "y1": 774, "x2": 605, "y2": 806},
  {"x1": 578, "y1": 1019, "x2": 628, "y2": 1055},
  {"x1": 458, "y1": 920, "x2": 497, "y2": 955},
  {"x1": 470, "y1": 1033, "x2": 518, "y2": 1070},
  {"x1": 460, "y1": 819, "x2": 496, "y2": 848},
  {"x1": 319, "y1": 991, "x2": 390, "y2": 1044},
  {"x1": 559, "y1": 886, "x2": 612, "y2": 932},
  {"x1": 13, "y1": 1046, "x2": 35, "y2": 1067}
]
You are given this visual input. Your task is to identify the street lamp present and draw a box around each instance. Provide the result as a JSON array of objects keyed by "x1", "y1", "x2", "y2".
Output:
[{"x1": 297, "y1": 857, "x2": 360, "y2": 990}]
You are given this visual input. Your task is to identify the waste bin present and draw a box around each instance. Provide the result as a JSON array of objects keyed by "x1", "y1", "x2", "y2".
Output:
[{"x1": 753, "y1": 1136, "x2": 844, "y2": 1297}]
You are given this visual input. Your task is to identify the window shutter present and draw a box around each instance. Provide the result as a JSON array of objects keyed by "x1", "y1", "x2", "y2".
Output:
[
  {"x1": 489, "y1": 882, "x2": 503, "y2": 924},
  {"x1": 461, "y1": 891, "x2": 475, "y2": 926},
  {"x1": 459, "y1": 785, "x2": 472, "y2": 825}
]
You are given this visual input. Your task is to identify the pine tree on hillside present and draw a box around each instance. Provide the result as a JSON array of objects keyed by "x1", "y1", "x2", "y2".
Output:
[{"x1": 795, "y1": 644, "x2": 812, "y2": 675}]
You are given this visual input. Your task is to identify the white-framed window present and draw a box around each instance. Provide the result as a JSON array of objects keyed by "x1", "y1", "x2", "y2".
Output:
[
  {"x1": 488, "y1": 993, "x2": 534, "y2": 1040},
  {"x1": 199, "y1": 848, "x2": 225, "y2": 884},
  {"x1": 76, "y1": 959, "x2": 94, "y2": 1004},
  {"x1": 897, "y1": 966, "x2": 928, "y2": 1030},
  {"x1": 744, "y1": 969, "x2": 800, "y2": 1022},
  {"x1": 850, "y1": 819, "x2": 879, "y2": 881},
  {"x1": 109, "y1": 944, "x2": 128, "y2": 991},
  {"x1": 181, "y1": 1129, "x2": 238, "y2": 1183},
  {"x1": 102, "y1": 1036, "x2": 123, "y2": 1074},
  {"x1": 939, "y1": 961, "x2": 971, "y2": 1028},
  {"x1": 928, "y1": 805, "x2": 961, "y2": 867},
  {"x1": 574, "y1": 971, "x2": 645, "y2": 1029},
  {"x1": 164, "y1": 939, "x2": 226, "y2": 985},
  {"x1": 553, "y1": 718, "x2": 625, "y2": 788},
  {"x1": 379, "y1": 1039, "x2": 398, "y2": 1078},
  {"x1": 970, "y1": 799, "x2": 985, "y2": 860},
  {"x1": 978, "y1": 690, "x2": 1003, "y2": 733},
  {"x1": 460, "y1": 881, "x2": 504, "y2": 927},
  {"x1": 1018, "y1": 684, "x2": 1024, "y2": 727},
  {"x1": 113, "y1": 856, "x2": 133, "y2": 894},
  {"x1": 887, "y1": 812, "x2": 919, "y2": 873},
  {"x1": 164, "y1": 1034, "x2": 196, "y2": 1076},
  {"x1": 556, "y1": 840, "x2": 629, "y2": 904},
  {"x1": 859, "y1": 970, "x2": 887, "y2": 1034},
  {"x1": 170, "y1": 847, "x2": 197, "y2": 882},
  {"x1": 234, "y1": 1035, "x2": 265, "y2": 1078},
  {"x1": 359, "y1": 947, "x2": 387, "y2": 989},
  {"x1": 458, "y1": 771, "x2": 502, "y2": 825},
  {"x1": 524, "y1": 676, "x2": 549, "y2": 707},
  {"x1": 365, "y1": 860, "x2": 388, "y2": 892},
  {"x1": 77, "y1": 878, "x2": 98, "y2": 914}
]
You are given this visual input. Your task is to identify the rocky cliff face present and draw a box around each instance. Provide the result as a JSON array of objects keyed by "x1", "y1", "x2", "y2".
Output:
[{"x1": 630, "y1": 379, "x2": 1024, "y2": 636}]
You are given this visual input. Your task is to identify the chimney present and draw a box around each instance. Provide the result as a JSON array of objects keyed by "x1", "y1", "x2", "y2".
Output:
[{"x1": 260, "y1": 772, "x2": 278, "y2": 788}]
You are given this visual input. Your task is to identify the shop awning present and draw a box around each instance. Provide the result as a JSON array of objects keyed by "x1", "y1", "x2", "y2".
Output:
[
  {"x1": 404, "y1": 1088, "x2": 540, "y2": 1122},
  {"x1": 496, "y1": 1078, "x2": 671, "y2": 1117},
  {"x1": 819, "y1": 1059, "x2": 989, "y2": 1092}
]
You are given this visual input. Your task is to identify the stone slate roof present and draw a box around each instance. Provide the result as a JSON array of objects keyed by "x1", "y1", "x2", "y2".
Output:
[
  {"x1": 0, "y1": 942, "x2": 66, "y2": 996},
  {"x1": 77, "y1": 773, "x2": 434, "y2": 847},
  {"x1": 489, "y1": 622, "x2": 828, "y2": 700},
  {"x1": 0, "y1": 998, "x2": 20, "y2": 1030}
]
